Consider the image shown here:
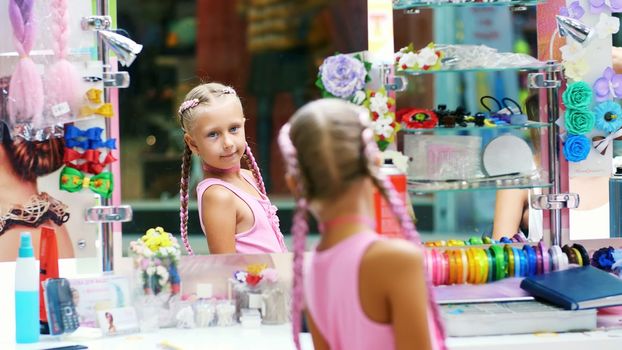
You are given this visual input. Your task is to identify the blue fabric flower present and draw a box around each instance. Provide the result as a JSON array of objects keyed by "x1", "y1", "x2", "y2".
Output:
[
  {"x1": 591, "y1": 246, "x2": 615, "y2": 271},
  {"x1": 563, "y1": 134, "x2": 591, "y2": 162},
  {"x1": 593, "y1": 101, "x2": 622, "y2": 133}
]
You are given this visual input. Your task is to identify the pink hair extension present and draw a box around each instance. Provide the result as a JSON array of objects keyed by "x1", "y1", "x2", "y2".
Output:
[
  {"x1": 44, "y1": 0, "x2": 82, "y2": 117},
  {"x1": 179, "y1": 144, "x2": 194, "y2": 255},
  {"x1": 8, "y1": 0, "x2": 44, "y2": 127},
  {"x1": 277, "y1": 123, "x2": 307, "y2": 350},
  {"x1": 244, "y1": 144, "x2": 267, "y2": 196}
]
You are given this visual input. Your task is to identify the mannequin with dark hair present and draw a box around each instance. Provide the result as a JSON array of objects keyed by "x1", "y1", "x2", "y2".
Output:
[{"x1": 0, "y1": 124, "x2": 73, "y2": 261}]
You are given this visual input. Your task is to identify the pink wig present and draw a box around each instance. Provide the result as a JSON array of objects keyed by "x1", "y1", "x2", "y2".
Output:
[
  {"x1": 8, "y1": 0, "x2": 44, "y2": 127},
  {"x1": 44, "y1": 0, "x2": 82, "y2": 118}
]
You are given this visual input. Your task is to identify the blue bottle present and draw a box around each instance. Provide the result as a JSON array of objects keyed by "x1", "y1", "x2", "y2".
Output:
[
  {"x1": 15, "y1": 232, "x2": 39, "y2": 343},
  {"x1": 610, "y1": 168, "x2": 622, "y2": 238}
]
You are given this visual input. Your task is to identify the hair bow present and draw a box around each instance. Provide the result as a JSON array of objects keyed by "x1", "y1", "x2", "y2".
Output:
[
  {"x1": 59, "y1": 166, "x2": 113, "y2": 198},
  {"x1": 63, "y1": 148, "x2": 117, "y2": 174},
  {"x1": 90, "y1": 138, "x2": 117, "y2": 149},
  {"x1": 593, "y1": 128, "x2": 622, "y2": 154},
  {"x1": 65, "y1": 125, "x2": 104, "y2": 142},
  {"x1": 79, "y1": 103, "x2": 114, "y2": 118}
]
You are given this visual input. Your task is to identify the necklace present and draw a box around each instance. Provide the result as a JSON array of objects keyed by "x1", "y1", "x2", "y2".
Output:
[
  {"x1": 319, "y1": 214, "x2": 375, "y2": 234},
  {"x1": 202, "y1": 162, "x2": 241, "y2": 174}
]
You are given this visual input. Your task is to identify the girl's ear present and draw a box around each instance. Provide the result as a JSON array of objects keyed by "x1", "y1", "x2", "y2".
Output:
[{"x1": 184, "y1": 133, "x2": 199, "y2": 155}]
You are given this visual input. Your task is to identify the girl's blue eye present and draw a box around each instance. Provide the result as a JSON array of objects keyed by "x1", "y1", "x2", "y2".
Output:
[
  {"x1": 230, "y1": 126, "x2": 240, "y2": 133},
  {"x1": 207, "y1": 132, "x2": 218, "y2": 138}
]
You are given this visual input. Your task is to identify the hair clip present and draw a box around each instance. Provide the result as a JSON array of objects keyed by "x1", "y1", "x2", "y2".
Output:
[
  {"x1": 65, "y1": 125, "x2": 103, "y2": 142},
  {"x1": 398, "y1": 108, "x2": 438, "y2": 129},
  {"x1": 83, "y1": 76, "x2": 103, "y2": 83},
  {"x1": 80, "y1": 103, "x2": 114, "y2": 118},
  {"x1": 64, "y1": 148, "x2": 117, "y2": 174},
  {"x1": 178, "y1": 98, "x2": 200, "y2": 114},
  {"x1": 59, "y1": 166, "x2": 113, "y2": 198},
  {"x1": 86, "y1": 88, "x2": 103, "y2": 104}
]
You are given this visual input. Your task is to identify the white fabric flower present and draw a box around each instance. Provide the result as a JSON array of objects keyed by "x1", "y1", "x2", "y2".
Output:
[
  {"x1": 559, "y1": 41, "x2": 585, "y2": 62},
  {"x1": 369, "y1": 93, "x2": 389, "y2": 115},
  {"x1": 563, "y1": 58, "x2": 589, "y2": 82},
  {"x1": 352, "y1": 90, "x2": 367, "y2": 105},
  {"x1": 398, "y1": 52, "x2": 417, "y2": 69},
  {"x1": 416, "y1": 47, "x2": 439, "y2": 67},
  {"x1": 596, "y1": 13, "x2": 620, "y2": 39},
  {"x1": 372, "y1": 119, "x2": 395, "y2": 138}
]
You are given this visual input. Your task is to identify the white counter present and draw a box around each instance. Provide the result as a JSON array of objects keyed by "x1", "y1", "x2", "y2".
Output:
[{"x1": 2, "y1": 260, "x2": 622, "y2": 349}]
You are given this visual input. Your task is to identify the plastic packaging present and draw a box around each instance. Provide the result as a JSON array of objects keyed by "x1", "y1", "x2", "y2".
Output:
[{"x1": 15, "y1": 232, "x2": 40, "y2": 343}]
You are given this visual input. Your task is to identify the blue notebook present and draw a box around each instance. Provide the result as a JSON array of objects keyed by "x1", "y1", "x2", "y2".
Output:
[{"x1": 520, "y1": 266, "x2": 622, "y2": 310}]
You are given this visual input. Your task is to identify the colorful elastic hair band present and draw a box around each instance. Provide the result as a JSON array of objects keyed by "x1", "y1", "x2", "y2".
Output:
[
  {"x1": 539, "y1": 241, "x2": 550, "y2": 274},
  {"x1": 432, "y1": 249, "x2": 441, "y2": 286},
  {"x1": 512, "y1": 247, "x2": 522, "y2": 277},
  {"x1": 505, "y1": 245, "x2": 515, "y2": 278},
  {"x1": 572, "y1": 247, "x2": 583, "y2": 266},
  {"x1": 446, "y1": 250, "x2": 455, "y2": 285},
  {"x1": 489, "y1": 245, "x2": 506, "y2": 281},
  {"x1": 559, "y1": 248, "x2": 569, "y2": 270},
  {"x1": 572, "y1": 244, "x2": 590, "y2": 266},
  {"x1": 535, "y1": 244, "x2": 543, "y2": 275},
  {"x1": 562, "y1": 245, "x2": 578, "y2": 265},
  {"x1": 549, "y1": 245, "x2": 562, "y2": 271},
  {"x1": 179, "y1": 98, "x2": 200, "y2": 115},
  {"x1": 482, "y1": 236, "x2": 495, "y2": 244},
  {"x1": 518, "y1": 248, "x2": 528, "y2": 277},
  {"x1": 448, "y1": 240, "x2": 466, "y2": 247},
  {"x1": 523, "y1": 244, "x2": 536, "y2": 276},
  {"x1": 468, "y1": 237, "x2": 484, "y2": 245},
  {"x1": 466, "y1": 248, "x2": 475, "y2": 284},
  {"x1": 440, "y1": 249, "x2": 448, "y2": 285},
  {"x1": 485, "y1": 248, "x2": 494, "y2": 283},
  {"x1": 459, "y1": 249, "x2": 469, "y2": 284},
  {"x1": 451, "y1": 250, "x2": 461, "y2": 285},
  {"x1": 476, "y1": 249, "x2": 488, "y2": 284}
]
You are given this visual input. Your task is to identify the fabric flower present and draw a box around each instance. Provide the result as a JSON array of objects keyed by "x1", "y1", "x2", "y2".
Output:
[
  {"x1": 369, "y1": 92, "x2": 389, "y2": 115},
  {"x1": 234, "y1": 270, "x2": 247, "y2": 283},
  {"x1": 319, "y1": 54, "x2": 367, "y2": 99},
  {"x1": 560, "y1": 41, "x2": 586, "y2": 62},
  {"x1": 560, "y1": 1, "x2": 586, "y2": 19},
  {"x1": 416, "y1": 46, "x2": 439, "y2": 68},
  {"x1": 594, "y1": 101, "x2": 622, "y2": 133},
  {"x1": 246, "y1": 274, "x2": 262, "y2": 287},
  {"x1": 562, "y1": 81, "x2": 593, "y2": 109},
  {"x1": 594, "y1": 67, "x2": 622, "y2": 101},
  {"x1": 563, "y1": 134, "x2": 592, "y2": 162},
  {"x1": 398, "y1": 52, "x2": 418, "y2": 70},
  {"x1": 589, "y1": 0, "x2": 622, "y2": 13},
  {"x1": 595, "y1": 13, "x2": 620, "y2": 39},
  {"x1": 564, "y1": 109, "x2": 595, "y2": 135},
  {"x1": 563, "y1": 58, "x2": 589, "y2": 82},
  {"x1": 372, "y1": 118, "x2": 395, "y2": 139},
  {"x1": 591, "y1": 247, "x2": 615, "y2": 271}
]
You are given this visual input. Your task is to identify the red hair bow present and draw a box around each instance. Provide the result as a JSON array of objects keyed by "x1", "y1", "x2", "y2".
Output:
[{"x1": 63, "y1": 147, "x2": 117, "y2": 174}]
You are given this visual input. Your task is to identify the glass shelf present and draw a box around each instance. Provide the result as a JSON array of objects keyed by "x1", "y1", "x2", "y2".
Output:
[
  {"x1": 401, "y1": 121, "x2": 550, "y2": 134},
  {"x1": 408, "y1": 177, "x2": 551, "y2": 193},
  {"x1": 396, "y1": 64, "x2": 554, "y2": 76},
  {"x1": 393, "y1": 0, "x2": 543, "y2": 10}
]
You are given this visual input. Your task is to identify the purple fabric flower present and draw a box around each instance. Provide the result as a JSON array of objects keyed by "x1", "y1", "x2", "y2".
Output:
[
  {"x1": 560, "y1": 1, "x2": 586, "y2": 19},
  {"x1": 589, "y1": 0, "x2": 622, "y2": 13},
  {"x1": 319, "y1": 54, "x2": 367, "y2": 99},
  {"x1": 594, "y1": 67, "x2": 622, "y2": 101}
]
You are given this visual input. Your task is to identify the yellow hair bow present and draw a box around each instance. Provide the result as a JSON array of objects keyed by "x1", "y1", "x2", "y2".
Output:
[
  {"x1": 86, "y1": 88, "x2": 103, "y2": 104},
  {"x1": 80, "y1": 103, "x2": 114, "y2": 118}
]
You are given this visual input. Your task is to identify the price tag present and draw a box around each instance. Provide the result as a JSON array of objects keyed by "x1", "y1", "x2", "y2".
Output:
[{"x1": 51, "y1": 102, "x2": 71, "y2": 117}]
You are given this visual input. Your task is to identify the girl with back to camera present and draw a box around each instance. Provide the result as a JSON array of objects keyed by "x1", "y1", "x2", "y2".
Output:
[
  {"x1": 279, "y1": 99, "x2": 446, "y2": 350},
  {"x1": 178, "y1": 82, "x2": 288, "y2": 255}
]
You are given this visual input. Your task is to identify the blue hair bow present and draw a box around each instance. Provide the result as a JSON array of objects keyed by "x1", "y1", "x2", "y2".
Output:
[{"x1": 65, "y1": 125, "x2": 103, "y2": 142}]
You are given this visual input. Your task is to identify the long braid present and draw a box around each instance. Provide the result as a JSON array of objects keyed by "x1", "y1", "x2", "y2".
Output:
[
  {"x1": 362, "y1": 132, "x2": 447, "y2": 349},
  {"x1": 278, "y1": 123, "x2": 308, "y2": 350},
  {"x1": 243, "y1": 144, "x2": 267, "y2": 195},
  {"x1": 179, "y1": 143, "x2": 194, "y2": 255}
]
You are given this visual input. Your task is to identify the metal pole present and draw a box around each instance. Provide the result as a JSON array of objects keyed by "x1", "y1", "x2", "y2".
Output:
[
  {"x1": 96, "y1": 0, "x2": 114, "y2": 272},
  {"x1": 546, "y1": 62, "x2": 562, "y2": 246}
]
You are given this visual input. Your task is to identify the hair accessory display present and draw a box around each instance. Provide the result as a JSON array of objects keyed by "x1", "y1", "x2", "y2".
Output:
[
  {"x1": 44, "y1": 0, "x2": 82, "y2": 121},
  {"x1": 560, "y1": 1, "x2": 585, "y2": 19},
  {"x1": 7, "y1": 0, "x2": 44, "y2": 126},
  {"x1": 593, "y1": 67, "x2": 622, "y2": 101},
  {"x1": 178, "y1": 98, "x2": 200, "y2": 115},
  {"x1": 63, "y1": 148, "x2": 117, "y2": 175},
  {"x1": 86, "y1": 88, "x2": 103, "y2": 104},
  {"x1": 593, "y1": 100, "x2": 622, "y2": 133},
  {"x1": 563, "y1": 134, "x2": 592, "y2": 162},
  {"x1": 79, "y1": 103, "x2": 114, "y2": 118},
  {"x1": 0, "y1": 192, "x2": 69, "y2": 235},
  {"x1": 316, "y1": 53, "x2": 370, "y2": 100},
  {"x1": 59, "y1": 166, "x2": 113, "y2": 198},
  {"x1": 589, "y1": 0, "x2": 622, "y2": 14}
]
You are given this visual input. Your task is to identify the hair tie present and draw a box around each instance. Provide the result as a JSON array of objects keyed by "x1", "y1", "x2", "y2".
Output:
[{"x1": 178, "y1": 98, "x2": 200, "y2": 115}]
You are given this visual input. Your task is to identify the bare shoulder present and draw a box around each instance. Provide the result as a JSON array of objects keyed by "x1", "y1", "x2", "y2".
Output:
[
  {"x1": 201, "y1": 184, "x2": 236, "y2": 207},
  {"x1": 363, "y1": 239, "x2": 424, "y2": 275}
]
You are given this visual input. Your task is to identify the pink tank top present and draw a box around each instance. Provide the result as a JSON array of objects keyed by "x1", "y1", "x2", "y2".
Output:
[
  {"x1": 305, "y1": 232, "x2": 441, "y2": 350},
  {"x1": 196, "y1": 172, "x2": 288, "y2": 254}
]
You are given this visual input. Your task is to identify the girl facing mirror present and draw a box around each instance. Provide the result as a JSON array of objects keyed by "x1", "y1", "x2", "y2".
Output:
[
  {"x1": 177, "y1": 82, "x2": 288, "y2": 255},
  {"x1": 279, "y1": 99, "x2": 446, "y2": 350}
]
